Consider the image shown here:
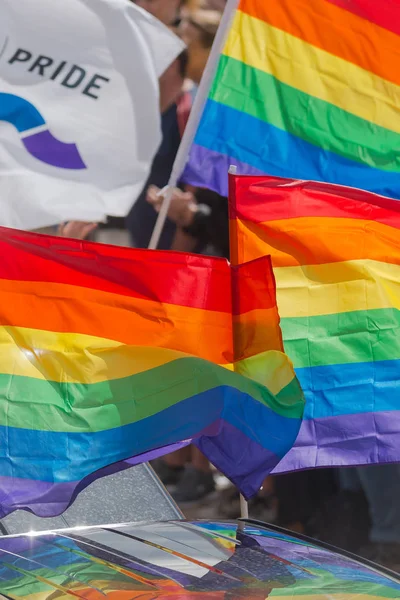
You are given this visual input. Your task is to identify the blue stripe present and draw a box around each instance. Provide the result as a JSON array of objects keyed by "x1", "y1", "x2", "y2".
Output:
[
  {"x1": 0, "y1": 386, "x2": 299, "y2": 482},
  {"x1": 296, "y1": 359, "x2": 400, "y2": 419},
  {"x1": 192, "y1": 100, "x2": 400, "y2": 199}
]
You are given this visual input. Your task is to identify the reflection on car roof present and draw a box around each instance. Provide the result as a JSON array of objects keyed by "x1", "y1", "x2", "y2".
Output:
[{"x1": 0, "y1": 519, "x2": 397, "y2": 598}]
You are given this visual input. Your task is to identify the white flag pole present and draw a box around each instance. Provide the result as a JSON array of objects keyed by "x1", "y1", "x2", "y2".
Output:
[
  {"x1": 148, "y1": 0, "x2": 240, "y2": 250},
  {"x1": 240, "y1": 494, "x2": 249, "y2": 519},
  {"x1": 231, "y1": 163, "x2": 249, "y2": 520}
]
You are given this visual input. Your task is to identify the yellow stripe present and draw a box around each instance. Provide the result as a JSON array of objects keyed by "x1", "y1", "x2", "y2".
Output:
[
  {"x1": 0, "y1": 326, "x2": 184, "y2": 383},
  {"x1": 274, "y1": 259, "x2": 400, "y2": 318},
  {"x1": 224, "y1": 11, "x2": 400, "y2": 135},
  {"x1": 233, "y1": 350, "x2": 295, "y2": 396},
  {"x1": 0, "y1": 326, "x2": 292, "y2": 393}
]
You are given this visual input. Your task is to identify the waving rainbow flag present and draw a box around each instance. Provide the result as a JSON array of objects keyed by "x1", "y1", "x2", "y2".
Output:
[
  {"x1": 184, "y1": 0, "x2": 400, "y2": 199},
  {"x1": 229, "y1": 173, "x2": 400, "y2": 472},
  {"x1": 0, "y1": 228, "x2": 303, "y2": 515}
]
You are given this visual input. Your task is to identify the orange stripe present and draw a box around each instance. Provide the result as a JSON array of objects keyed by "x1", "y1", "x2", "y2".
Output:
[
  {"x1": 0, "y1": 279, "x2": 279, "y2": 364},
  {"x1": 239, "y1": 0, "x2": 400, "y2": 88},
  {"x1": 233, "y1": 308, "x2": 283, "y2": 359},
  {"x1": 230, "y1": 218, "x2": 270, "y2": 265},
  {"x1": 231, "y1": 217, "x2": 400, "y2": 267},
  {"x1": 0, "y1": 279, "x2": 232, "y2": 364}
]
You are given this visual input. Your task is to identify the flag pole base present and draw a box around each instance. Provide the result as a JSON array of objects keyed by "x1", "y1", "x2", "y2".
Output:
[{"x1": 240, "y1": 494, "x2": 249, "y2": 519}]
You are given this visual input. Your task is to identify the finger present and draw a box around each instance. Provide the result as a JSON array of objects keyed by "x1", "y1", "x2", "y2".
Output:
[
  {"x1": 149, "y1": 187, "x2": 162, "y2": 202},
  {"x1": 148, "y1": 185, "x2": 160, "y2": 194},
  {"x1": 182, "y1": 191, "x2": 195, "y2": 201},
  {"x1": 147, "y1": 190, "x2": 160, "y2": 204}
]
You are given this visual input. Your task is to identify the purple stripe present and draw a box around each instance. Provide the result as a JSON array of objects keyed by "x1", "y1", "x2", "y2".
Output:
[
  {"x1": 195, "y1": 420, "x2": 279, "y2": 500},
  {"x1": 0, "y1": 415, "x2": 286, "y2": 514},
  {"x1": 182, "y1": 144, "x2": 263, "y2": 196},
  {"x1": 0, "y1": 442, "x2": 190, "y2": 518},
  {"x1": 22, "y1": 130, "x2": 86, "y2": 170},
  {"x1": 0, "y1": 418, "x2": 283, "y2": 516},
  {"x1": 273, "y1": 410, "x2": 400, "y2": 473}
]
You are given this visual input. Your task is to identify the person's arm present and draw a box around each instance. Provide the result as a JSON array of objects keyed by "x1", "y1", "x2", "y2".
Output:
[
  {"x1": 57, "y1": 222, "x2": 98, "y2": 239},
  {"x1": 146, "y1": 185, "x2": 228, "y2": 256},
  {"x1": 146, "y1": 185, "x2": 198, "y2": 228}
]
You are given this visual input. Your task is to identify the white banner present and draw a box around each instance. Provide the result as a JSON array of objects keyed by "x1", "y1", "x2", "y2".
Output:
[{"x1": 0, "y1": 0, "x2": 184, "y2": 229}]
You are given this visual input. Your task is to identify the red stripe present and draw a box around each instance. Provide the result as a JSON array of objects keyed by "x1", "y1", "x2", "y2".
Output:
[
  {"x1": 0, "y1": 228, "x2": 232, "y2": 313},
  {"x1": 325, "y1": 0, "x2": 400, "y2": 37},
  {"x1": 232, "y1": 257, "x2": 277, "y2": 314},
  {"x1": 229, "y1": 174, "x2": 400, "y2": 227}
]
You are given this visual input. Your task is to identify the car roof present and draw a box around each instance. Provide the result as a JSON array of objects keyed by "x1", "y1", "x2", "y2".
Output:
[
  {"x1": 0, "y1": 463, "x2": 182, "y2": 535},
  {"x1": 0, "y1": 519, "x2": 397, "y2": 598}
]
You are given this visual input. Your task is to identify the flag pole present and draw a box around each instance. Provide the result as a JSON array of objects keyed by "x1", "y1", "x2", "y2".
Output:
[
  {"x1": 148, "y1": 0, "x2": 240, "y2": 250},
  {"x1": 231, "y1": 161, "x2": 249, "y2": 520},
  {"x1": 240, "y1": 494, "x2": 249, "y2": 519}
]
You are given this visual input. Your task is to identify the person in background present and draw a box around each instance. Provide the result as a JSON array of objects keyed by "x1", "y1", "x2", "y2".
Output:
[
  {"x1": 126, "y1": 50, "x2": 192, "y2": 249},
  {"x1": 339, "y1": 466, "x2": 400, "y2": 571},
  {"x1": 133, "y1": 0, "x2": 184, "y2": 26},
  {"x1": 127, "y1": 7, "x2": 221, "y2": 252},
  {"x1": 147, "y1": 8, "x2": 227, "y2": 258},
  {"x1": 58, "y1": 222, "x2": 98, "y2": 239},
  {"x1": 147, "y1": 185, "x2": 228, "y2": 257},
  {"x1": 180, "y1": 8, "x2": 221, "y2": 82},
  {"x1": 161, "y1": 9, "x2": 226, "y2": 256}
]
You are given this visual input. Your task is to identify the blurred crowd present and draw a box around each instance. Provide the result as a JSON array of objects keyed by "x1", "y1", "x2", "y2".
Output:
[{"x1": 49, "y1": 0, "x2": 400, "y2": 572}]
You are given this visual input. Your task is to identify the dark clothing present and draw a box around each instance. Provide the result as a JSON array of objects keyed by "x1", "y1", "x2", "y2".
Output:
[
  {"x1": 126, "y1": 96, "x2": 229, "y2": 256},
  {"x1": 126, "y1": 103, "x2": 180, "y2": 250},
  {"x1": 184, "y1": 188, "x2": 229, "y2": 259}
]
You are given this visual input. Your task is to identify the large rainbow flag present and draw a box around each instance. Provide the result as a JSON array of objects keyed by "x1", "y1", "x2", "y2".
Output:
[
  {"x1": 0, "y1": 228, "x2": 303, "y2": 515},
  {"x1": 229, "y1": 173, "x2": 400, "y2": 472},
  {"x1": 184, "y1": 0, "x2": 400, "y2": 199}
]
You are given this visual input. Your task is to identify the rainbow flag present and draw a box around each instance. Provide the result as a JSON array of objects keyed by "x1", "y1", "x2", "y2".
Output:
[
  {"x1": 229, "y1": 173, "x2": 400, "y2": 472},
  {"x1": 184, "y1": 0, "x2": 400, "y2": 199},
  {"x1": 0, "y1": 228, "x2": 303, "y2": 515}
]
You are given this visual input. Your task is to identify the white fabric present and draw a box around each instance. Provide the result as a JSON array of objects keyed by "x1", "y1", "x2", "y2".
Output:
[{"x1": 0, "y1": 0, "x2": 184, "y2": 229}]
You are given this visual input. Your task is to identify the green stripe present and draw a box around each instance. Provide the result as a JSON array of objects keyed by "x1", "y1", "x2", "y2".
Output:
[
  {"x1": 275, "y1": 377, "x2": 304, "y2": 406},
  {"x1": 281, "y1": 307, "x2": 400, "y2": 369},
  {"x1": 211, "y1": 55, "x2": 400, "y2": 173},
  {"x1": 0, "y1": 357, "x2": 303, "y2": 433}
]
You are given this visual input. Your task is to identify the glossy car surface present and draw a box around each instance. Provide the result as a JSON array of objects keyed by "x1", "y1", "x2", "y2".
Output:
[{"x1": 0, "y1": 519, "x2": 397, "y2": 599}]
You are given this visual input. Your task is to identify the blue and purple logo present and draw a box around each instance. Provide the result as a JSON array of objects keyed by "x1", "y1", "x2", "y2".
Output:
[{"x1": 0, "y1": 93, "x2": 86, "y2": 170}]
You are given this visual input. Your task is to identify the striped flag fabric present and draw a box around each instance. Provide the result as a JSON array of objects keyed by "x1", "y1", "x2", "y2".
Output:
[
  {"x1": 229, "y1": 173, "x2": 400, "y2": 472},
  {"x1": 184, "y1": 0, "x2": 400, "y2": 199},
  {"x1": 0, "y1": 227, "x2": 303, "y2": 515}
]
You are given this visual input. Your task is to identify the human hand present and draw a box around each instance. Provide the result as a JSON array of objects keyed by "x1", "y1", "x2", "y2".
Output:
[
  {"x1": 57, "y1": 221, "x2": 98, "y2": 240},
  {"x1": 146, "y1": 185, "x2": 197, "y2": 227}
]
